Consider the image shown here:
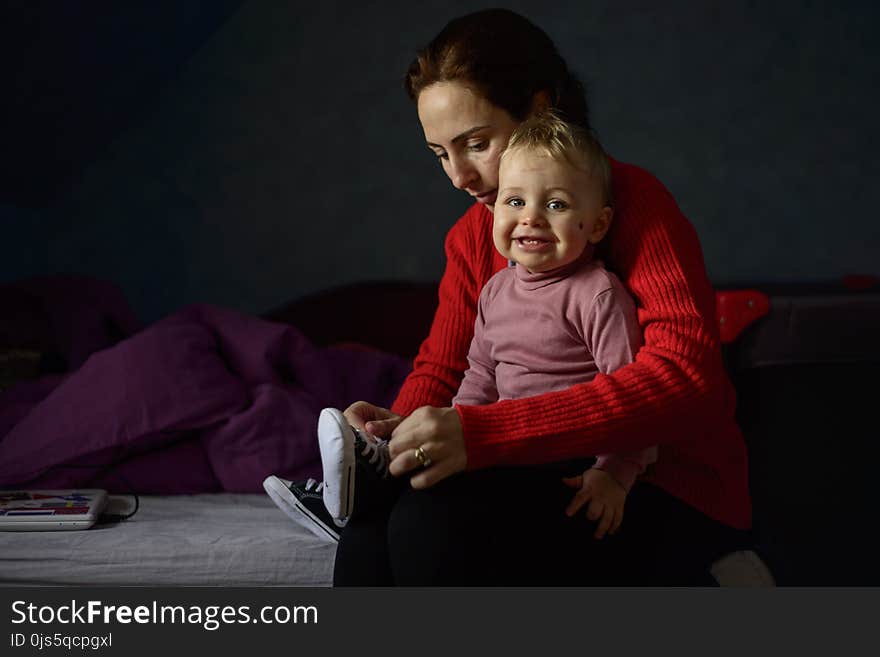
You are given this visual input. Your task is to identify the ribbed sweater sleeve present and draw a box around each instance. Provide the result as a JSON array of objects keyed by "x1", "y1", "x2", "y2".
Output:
[{"x1": 391, "y1": 207, "x2": 494, "y2": 415}]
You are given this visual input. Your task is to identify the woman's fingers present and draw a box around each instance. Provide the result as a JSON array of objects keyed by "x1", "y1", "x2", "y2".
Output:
[
  {"x1": 387, "y1": 407, "x2": 434, "y2": 458},
  {"x1": 409, "y1": 456, "x2": 462, "y2": 490},
  {"x1": 385, "y1": 406, "x2": 466, "y2": 486},
  {"x1": 388, "y1": 406, "x2": 462, "y2": 456},
  {"x1": 364, "y1": 417, "x2": 402, "y2": 438},
  {"x1": 342, "y1": 400, "x2": 382, "y2": 430},
  {"x1": 389, "y1": 442, "x2": 439, "y2": 477},
  {"x1": 343, "y1": 401, "x2": 399, "y2": 437}
]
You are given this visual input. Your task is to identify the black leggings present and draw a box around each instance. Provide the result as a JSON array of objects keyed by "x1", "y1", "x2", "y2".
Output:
[{"x1": 333, "y1": 459, "x2": 749, "y2": 586}]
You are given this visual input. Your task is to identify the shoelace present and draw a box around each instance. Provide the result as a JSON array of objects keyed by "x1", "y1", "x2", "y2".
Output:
[
  {"x1": 354, "y1": 430, "x2": 389, "y2": 477},
  {"x1": 301, "y1": 478, "x2": 324, "y2": 493}
]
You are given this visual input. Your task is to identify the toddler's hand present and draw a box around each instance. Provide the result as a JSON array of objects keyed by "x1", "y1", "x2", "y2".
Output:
[{"x1": 562, "y1": 468, "x2": 626, "y2": 540}]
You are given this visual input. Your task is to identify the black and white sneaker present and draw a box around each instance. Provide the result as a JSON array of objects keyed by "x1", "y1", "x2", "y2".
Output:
[
  {"x1": 262, "y1": 475, "x2": 340, "y2": 543},
  {"x1": 317, "y1": 407, "x2": 389, "y2": 527}
]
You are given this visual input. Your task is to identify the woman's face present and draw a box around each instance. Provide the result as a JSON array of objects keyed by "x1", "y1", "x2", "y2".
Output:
[{"x1": 417, "y1": 82, "x2": 520, "y2": 210}]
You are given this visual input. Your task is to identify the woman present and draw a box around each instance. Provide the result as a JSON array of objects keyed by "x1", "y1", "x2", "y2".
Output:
[{"x1": 334, "y1": 8, "x2": 751, "y2": 585}]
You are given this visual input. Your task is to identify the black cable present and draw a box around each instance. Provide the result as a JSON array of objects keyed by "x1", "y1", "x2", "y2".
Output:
[{"x1": 97, "y1": 491, "x2": 139, "y2": 525}]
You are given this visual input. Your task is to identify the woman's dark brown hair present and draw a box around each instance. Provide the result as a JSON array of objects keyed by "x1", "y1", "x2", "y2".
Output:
[{"x1": 404, "y1": 8, "x2": 590, "y2": 130}]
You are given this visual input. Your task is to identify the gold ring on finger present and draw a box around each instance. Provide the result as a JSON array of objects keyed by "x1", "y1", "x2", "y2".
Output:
[{"x1": 414, "y1": 446, "x2": 432, "y2": 468}]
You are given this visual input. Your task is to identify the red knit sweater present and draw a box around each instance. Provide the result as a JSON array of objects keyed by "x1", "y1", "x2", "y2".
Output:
[{"x1": 391, "y1": 158, "x2": 752, "y2": 530}]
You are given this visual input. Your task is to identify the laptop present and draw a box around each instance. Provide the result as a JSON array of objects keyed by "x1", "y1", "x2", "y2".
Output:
[{"x1": 0, "y1": 489, "x2": 108, "y2": 531}]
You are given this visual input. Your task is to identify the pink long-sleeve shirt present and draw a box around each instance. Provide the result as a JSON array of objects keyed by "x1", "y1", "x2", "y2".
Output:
[{"x1": 452, "y1": 251, "x2": 657, "y2": 491}]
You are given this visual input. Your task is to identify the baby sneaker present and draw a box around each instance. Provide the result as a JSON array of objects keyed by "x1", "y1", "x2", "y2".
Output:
[
  {"x1": 317, "y1": 407, "x2": 389, "y2": 527},
  {"x1": 262, "y1": 476, "x2": 340, "y2": 543}
]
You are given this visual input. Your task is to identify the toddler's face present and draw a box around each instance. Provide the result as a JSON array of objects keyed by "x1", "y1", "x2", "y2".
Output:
[{"x1": 492, "y1": 148, "x2": 611, "y2": 273}]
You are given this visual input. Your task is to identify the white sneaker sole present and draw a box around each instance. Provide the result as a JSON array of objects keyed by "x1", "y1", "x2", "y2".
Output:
[
  {"x1": 262, "y1": 475, "x2": 339, "y2": 543},
  {"x1": 317, "y1": 408, "x2": 355, "y2": 523}
]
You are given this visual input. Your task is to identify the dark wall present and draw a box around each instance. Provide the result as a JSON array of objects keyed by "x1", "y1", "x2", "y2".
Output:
[{"x1": 2, "y1": 0, "x2": 878, "y2": 323}]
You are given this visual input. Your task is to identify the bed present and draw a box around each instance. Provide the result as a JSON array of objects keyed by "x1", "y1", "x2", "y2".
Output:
[
  {"x1": 0, "y1": 494, "x2": 334, "y2": 586},
  {"x1": 2, "y1": 274, "x2": 877, "y2": 586}
]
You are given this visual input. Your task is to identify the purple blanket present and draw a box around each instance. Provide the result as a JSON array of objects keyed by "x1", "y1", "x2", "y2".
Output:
[{"x1": 0, "y1": 292, "x2": 411, "y2": 493}]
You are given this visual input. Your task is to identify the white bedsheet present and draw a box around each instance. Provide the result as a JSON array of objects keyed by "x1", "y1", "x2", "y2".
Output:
[{"x1": 0, "y1": 494, "x2": 336, "y2": 586}]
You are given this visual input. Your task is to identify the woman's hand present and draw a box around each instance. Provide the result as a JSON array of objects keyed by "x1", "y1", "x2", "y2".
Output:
[
  {"x1": 343, "y1": 401, "x2": 402, "y2": 439},
  {"x1": 387, "y1": 406, "x2": 467, "y2": 489},
  {"x1": 562, "y1": 468, "x2": 626, "y2": 540}
]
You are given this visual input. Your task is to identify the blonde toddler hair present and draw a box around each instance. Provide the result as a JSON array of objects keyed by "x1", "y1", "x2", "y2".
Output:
[{"x1": 501, "y1": 110, "x2": 612, "y2": 206}]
